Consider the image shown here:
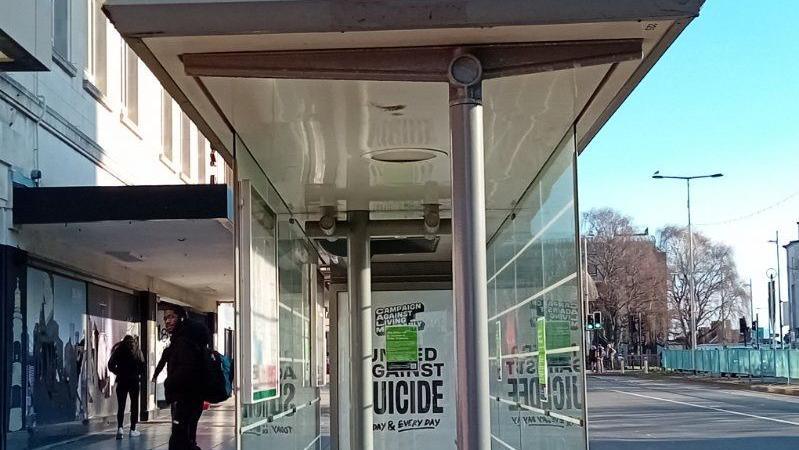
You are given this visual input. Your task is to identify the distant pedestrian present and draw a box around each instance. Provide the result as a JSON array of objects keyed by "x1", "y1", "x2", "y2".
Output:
[
  {"x1": 597, "y1": 345, "x2": 606, "y2": 374},
  {"x1": 607, "y1": 344, "x2": 618, "y2": 370},
  {"x1": 162, "y1": 304, "x2": 211, "y2": 450},
  {"x1": 589, "y1": 345, "x2": 598, "y2": 373},
  {"x1": 108, "y1": 335, "x2": 145, "y2": 439}
]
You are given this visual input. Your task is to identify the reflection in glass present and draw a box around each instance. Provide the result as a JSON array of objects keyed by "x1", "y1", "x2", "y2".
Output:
[
  {"x1": 241, "y1": 216, "x2": 321, "y2": 449},
  {"x1": 486, "y1": 130, "x2": 585, "y2": 449}
]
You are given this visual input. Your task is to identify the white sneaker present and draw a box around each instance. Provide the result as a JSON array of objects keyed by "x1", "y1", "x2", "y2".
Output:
[
  {"x1": 130, "y1": 429, "x2": 141, "y2": 437},
  {"x1": 116, "y1": 428, "x2": 124, "y2": 440}
]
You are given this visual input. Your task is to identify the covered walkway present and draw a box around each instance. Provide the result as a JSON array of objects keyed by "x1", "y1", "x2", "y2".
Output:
[
  {"x1": 41, "y1": 391, "x2": 332, "y2": 450},
  {"x1": 40, "y1": 405, "x2": 236, "y2": 450}
]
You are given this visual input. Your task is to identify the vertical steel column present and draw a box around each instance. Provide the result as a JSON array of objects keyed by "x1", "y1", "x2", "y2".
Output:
[
  {"x1": 448, "y1": 53, "x2": 491, "y2": 450},
  {"x1": 347, "y1": 210, "x2": 373, "y2": 450}
]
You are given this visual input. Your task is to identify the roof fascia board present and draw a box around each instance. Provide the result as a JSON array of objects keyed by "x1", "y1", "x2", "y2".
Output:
[
  {"x1": 13, "y1": 184, "x2": 232, "y2": 224},
  {"x1": 181, "y1": 39, "x2": 643, "y2": 82},
  {"x1": 104, "y1": 0, "x2": 703, "y2": 38},
  {"x1": 576, "y1": 16, "x2": 696, "y2": 153}
]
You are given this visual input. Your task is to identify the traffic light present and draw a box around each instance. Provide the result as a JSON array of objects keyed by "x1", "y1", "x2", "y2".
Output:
[
  {"x1": 593, "y1": 311, "x2": 603, "y2": 330},
  {"x1": 739, "y1": 317, "x2": 748, "y2": 333},
  {"x1": 586, "y1": 314, "x2": 595, "y2": 330}
]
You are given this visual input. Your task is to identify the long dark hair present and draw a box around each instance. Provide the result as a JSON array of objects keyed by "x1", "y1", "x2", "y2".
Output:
[{"x1": 112, "y1": 334, "x2": 145, "y2": 363}]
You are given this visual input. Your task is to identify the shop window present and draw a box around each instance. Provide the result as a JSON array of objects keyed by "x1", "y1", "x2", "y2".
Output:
[
  {"x1": 53, "y1": 0, "x2": 71, "y2": 65},
  {"x1": 86, "y1": 284, "x2": 141, "y2": 418}
]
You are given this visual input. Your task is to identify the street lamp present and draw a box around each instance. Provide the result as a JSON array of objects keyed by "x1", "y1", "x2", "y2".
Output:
[
  {"x1": 744, "y1": 278, "x2": 754, "y2": 346},
  {"x1": 652, "y1": 172, "x2": 723, "y2": 364},
  {"x1": 768, "y1": 232, "x2": 784, "y2": 348}
]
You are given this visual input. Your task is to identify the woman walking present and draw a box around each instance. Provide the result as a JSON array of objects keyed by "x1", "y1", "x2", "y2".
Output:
[{"x1": 108, "y1": 335, "x2": 145, "y2": 439}]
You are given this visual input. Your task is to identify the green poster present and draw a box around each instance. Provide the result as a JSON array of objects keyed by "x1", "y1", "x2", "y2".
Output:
[
  {"x1": 537, "y1": 317, "x2": 548, "y2": 386},
  {"x1": 386, "y1": 325, "x2": 419, "y2": 371}
]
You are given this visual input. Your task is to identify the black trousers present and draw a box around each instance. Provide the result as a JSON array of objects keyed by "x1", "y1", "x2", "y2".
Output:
[
  {"x1": 169, "y1": 398, "x2": 204, "y2": 450},
  {"x1": 116, "y1": 381, "x2": 140, "y2": 430}
]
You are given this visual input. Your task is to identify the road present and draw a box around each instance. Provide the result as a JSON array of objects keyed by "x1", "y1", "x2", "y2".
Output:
[{"x1": 588, "y1": 375, "x2": 799, "y2": 450}]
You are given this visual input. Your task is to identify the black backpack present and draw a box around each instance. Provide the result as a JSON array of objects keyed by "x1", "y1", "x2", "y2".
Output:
[{"x1": 203, "y1": 349, "x2": 233, "y2": 404}]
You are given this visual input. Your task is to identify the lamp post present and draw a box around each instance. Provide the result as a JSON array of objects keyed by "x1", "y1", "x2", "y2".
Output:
[
  {"x1": 767, "y1": 268, "x2": 778, "y2": 349},
  {"x1": 768, "y1": 231, "x2": 784, "y2": 348},
  {"x1": 744, "y1": 278, "x2": 754, "y2": 347},
  {"x1": 653, "y1": 171, "x2": 723, "y2": 370}
]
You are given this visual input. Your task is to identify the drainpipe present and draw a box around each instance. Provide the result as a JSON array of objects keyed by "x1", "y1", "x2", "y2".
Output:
[{"x1": 32, "y1": 69, "x2": 47, "y2": 185}]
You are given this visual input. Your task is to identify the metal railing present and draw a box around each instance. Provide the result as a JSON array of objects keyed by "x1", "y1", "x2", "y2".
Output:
[{"x1": 662, "y1": 348, "x2": 799, "y2": 381}]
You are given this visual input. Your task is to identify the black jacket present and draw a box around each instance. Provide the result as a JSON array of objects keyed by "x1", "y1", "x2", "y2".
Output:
[
  {"x1": 108, "y1": 345, "x2": 144, "y2": 386},
  {"x1": 164, "y1": 318, "x2": 211, "y2": 403}
]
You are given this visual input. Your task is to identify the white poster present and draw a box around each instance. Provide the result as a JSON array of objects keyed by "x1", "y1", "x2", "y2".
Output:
[
  {"x1": 240, "y1": 182, "x2": 280, "y2": 403},
  {"x1": 371, "y1": 290, "x2": 456, "y2": 449}
]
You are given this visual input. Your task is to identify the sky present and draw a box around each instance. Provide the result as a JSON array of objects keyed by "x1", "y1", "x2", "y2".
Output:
[{"x1": 579, "y1": 1, "x2": 799, "y2": 328}]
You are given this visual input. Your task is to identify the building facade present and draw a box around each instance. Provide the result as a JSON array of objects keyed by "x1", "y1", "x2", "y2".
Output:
[{"x1": 1, "y1": 1, "x2": 234, "y2": 448}]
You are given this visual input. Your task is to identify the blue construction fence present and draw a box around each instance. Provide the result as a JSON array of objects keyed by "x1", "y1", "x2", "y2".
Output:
[{"x1": 662, "y1": 347, "x2": 799, "y2": 378}]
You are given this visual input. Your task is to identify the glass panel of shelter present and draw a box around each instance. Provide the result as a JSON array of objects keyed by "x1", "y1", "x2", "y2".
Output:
[
  {"x1": 230, "y1": 66, "x2": 588, "y2": 448},
  {"x1": 485, "y1": 129, "x2": 584, "y2": 449},
  {"x1": 235, "y1": 133, "x2": 323, "y2": 449}
]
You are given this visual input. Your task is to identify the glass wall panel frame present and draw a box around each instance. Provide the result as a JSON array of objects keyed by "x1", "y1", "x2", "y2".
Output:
[
  {"x1": 486, "y1": 127, "x2": 586, "y2": 450},
  {"x1": 235, "y1": 133, "x2": 324, "y2": 449}
]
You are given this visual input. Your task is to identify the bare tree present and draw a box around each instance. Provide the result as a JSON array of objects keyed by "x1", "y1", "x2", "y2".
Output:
[
  {"x1": 583, "y1": 209, "x2": 668, "y2": 350},
  {"x1": 658, "y1": 226, "x2": 749, "y2": 347}
]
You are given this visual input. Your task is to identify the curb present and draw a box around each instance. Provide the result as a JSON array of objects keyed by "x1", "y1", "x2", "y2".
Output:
[{"x1": 620, "y1": 372, "x2": 799, "y2": 397}]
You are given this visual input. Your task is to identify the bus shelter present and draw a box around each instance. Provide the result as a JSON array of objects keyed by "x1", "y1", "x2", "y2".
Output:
[{"x1": 103, "y1": 1, "x2": 703, "y2": 449}]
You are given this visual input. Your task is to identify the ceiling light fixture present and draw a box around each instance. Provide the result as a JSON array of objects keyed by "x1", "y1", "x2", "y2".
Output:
[{"x1": 365, "y1": 147, "x2": 447, "y2": 164}]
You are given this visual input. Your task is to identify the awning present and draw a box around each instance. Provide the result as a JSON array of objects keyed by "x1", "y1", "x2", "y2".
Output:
[{"x1": 14, "y1": 184, "x2": 235, "y2": 309}]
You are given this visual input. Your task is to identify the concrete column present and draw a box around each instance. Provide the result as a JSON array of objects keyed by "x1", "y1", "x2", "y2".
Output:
[
  {"x1": 448, "y1": 53, "x2": 491, "y2": 450},
  {"x1": 347, "y1": 211, "x2": 373, "y2": 449}
]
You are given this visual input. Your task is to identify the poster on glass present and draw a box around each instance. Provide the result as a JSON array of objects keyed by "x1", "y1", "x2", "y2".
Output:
[{"x1": 240, "y1": 181, "x2": 281, "y2": 403}]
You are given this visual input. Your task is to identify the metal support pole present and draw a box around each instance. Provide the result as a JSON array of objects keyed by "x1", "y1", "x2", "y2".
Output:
[
  {"x1": 347, "y1": 211, "x2": 373, "y2": 450},
  {"x1": 749, "y1": 278, "x2": 754, "y2": 347},
  {"x1": 776, "y1": 231, "x2": 784, "y2": 349},
  {"x1": 449, "y1": 52, "x2": 491, "y2": 450},
  {"x1": 687, "y1": 179, "x2": 698, "y2": 372},
  {"x1": 582, "y1": 237, "x2": 591, "y2": 364},
  {"x1": 756, "y1": 312, "x2": 760, "y2": 349}
]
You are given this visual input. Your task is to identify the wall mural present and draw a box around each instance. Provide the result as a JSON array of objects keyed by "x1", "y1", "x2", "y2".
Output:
[
  {"x1": 10, "y1": 276, "x2": 25, "y2": 433},
  {"x1": 25, "y1": 268, "x2": 88, "y2": 427}
]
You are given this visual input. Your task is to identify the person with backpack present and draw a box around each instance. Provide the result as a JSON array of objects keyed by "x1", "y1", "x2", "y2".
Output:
[
  {"x1": 108, "y1": 335, "x2": 145, "y2": 440},
  {"x1": 162, "y1": 304, "x2": 211, "y2": 450}
]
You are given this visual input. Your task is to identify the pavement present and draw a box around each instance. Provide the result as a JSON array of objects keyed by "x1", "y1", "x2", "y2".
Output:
[
  {"x1": 38, "y1": 389, "x2": 332, "y2": 450},
  {"x1": 38, "y1": 404, "x2": 236, "y2": 450},
  {"x1": 588, "y1": 374, "x2": 799, "y2": 450}
]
